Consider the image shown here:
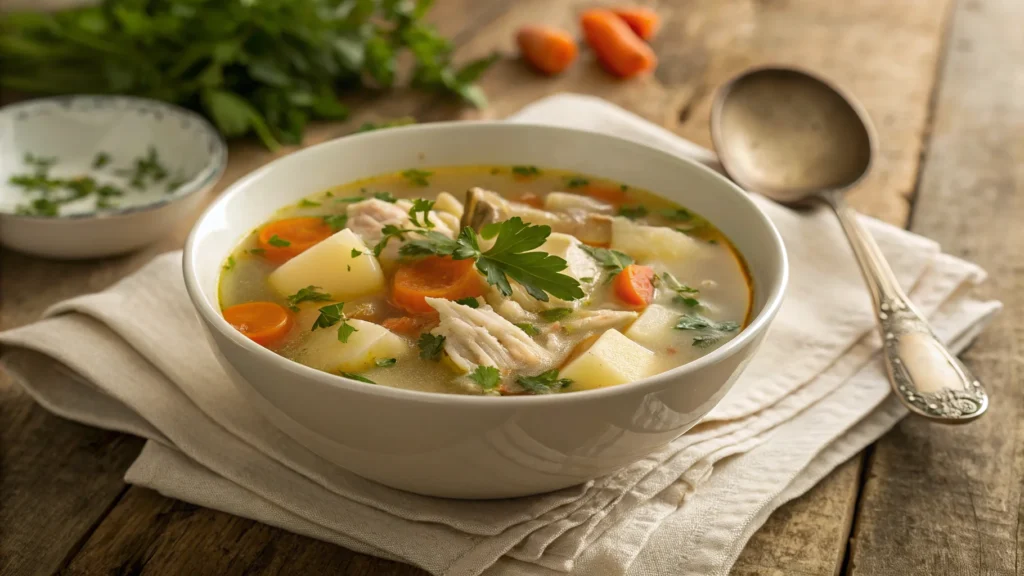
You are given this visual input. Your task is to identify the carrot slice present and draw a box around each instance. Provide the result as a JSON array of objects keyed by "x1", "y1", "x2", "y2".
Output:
[
  {"x1": 516, "y1": 192, "x2": 545, "y2": 209},
  {"x1": 580, "y1": 9, "x2": 657, "y2": 78},
  {"x1": 382, "y1": 314, "x2": 440, "y2": 336},
  {"x1": 516, "y1": 25, "x2": 579, "y2": 75},
  {"x1": 610, "y1": 7, "x2": 661, "y2": 41},
  {"x1": 613, "y1": 264, "x2": 655, "y2": 306},
  {"x1": 581, "y1": 184, "x2": 629, "y2": 206},
  {"x1": 257, "y1": 217, "x2": 333, "y2": 263},
  {"x1": 392, "y1": 257, "x2": 486, "y2": 314},
  {"x1": 223, "y1": 302, "x2": 293, "y2": 346}
]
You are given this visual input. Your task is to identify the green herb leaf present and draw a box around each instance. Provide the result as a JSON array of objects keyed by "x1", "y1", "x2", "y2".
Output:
[
  {"x1": 564, "y1": 176, "x2": 589, "y2": 188},
  {"x1": 249, "y1": 248, "x2": 266, "y2": 256},
  {"x1": 223, "y1": 255, "x2": 236, "y2": 271},
  {"x1": 375, "y1": 357, "x2": 398, "y2": 368},
  {"x1": 469, "y1": 365, "x2": 501, "y2": 390},
  {"x1": 661, "y1": 272, "x2": 703, "y2": 308},
  {"x1": 92, "y1": 152, "x2": 111, "y2": 169},
  {"x1": 579, "y1": 276, "x2": 595, "y2": 283},
  {"x1": 408, "y1": 198, "x2": 435, "y2": 228},
  {"x1": 350, "y1": 248, "x2": 363, "y2": 258},
  {"x1": 311, "y1": 302, "x2": 358, "y2": 343},
  {"x1": 337, "y1": 321, "x2": 358, "y2": 343},
  {"x1": 517, "y1": 369, "x2": 572, "y2": 394},
  {"x1": 399, "y1": 229, "x2": 459, "y2": 257},
  {"x1": 341, "y1": 372, "x2": 376, "y2": 384},
  {"x1": 418, "y1": 333, "x2": 446, "y2": 361},
  {"x1": 454, "y1": 297, "x2": 479, "y2": 308},
  {"x1": 618, "y1": 205, "x2": 648, "y2": 220},
  {"x1": 660, "y1": 208, "x2": 694, "y2": 221},
  {"x1": 674, "y1": 313, "x2": 740, "y2": 349},
  {"x1": 372, "y1": 191, "x2": 398, "y2": 203},
  {"x1": 514, "y1": 322, "x2": 540, "y2": 336},
  {"x1": 539, "y1": 308, "x2": 573, "y2": 322},
  {"x1": 268, "y1": 234, "x2": 291, "y2": 247},
  {"x1": 298, "y1": 198, "x2": 321, "y2": 207},
  {"x1": 323, "y1": 213, "x2": 348, "y2": 232},
  {"x1": 511, "y1": 165, "x2": 541, "y2": 177},
  {"x1": 401, "y1": 168, "x2": 432, "y2": 187},
  {"x1": 372, "y1": 224, "x2": 410, "y2": 257},
  {"x1": 470, "y1": 218, "x2": 584, "y2": 302},
  {"x1": 580, "y1": 245, "x2": 634, "y2": 279},
  {"x1": 336, "y1": 195, "x2": 367, "y2": 204},
  {"x1": 287, "y1": 286, "x2": 332, "y2": 310}
]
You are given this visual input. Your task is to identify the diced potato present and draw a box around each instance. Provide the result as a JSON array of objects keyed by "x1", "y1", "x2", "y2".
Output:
[
  {"x1": 560, "y1": 329, "x2": 655, "y2": 391},
  {"x1": 296, "y1": 319, "x2": 409, "y2": 373},
  {"x1": 623, "y1": 304, "x2": 678, "y2": 349},
  {"x1": 434, "y1": 191, "x2": 464, "y2": 219},
  {"x1": 610, "y1": 217, "x2": 702, "y2": 263},
  {"x1": 268, "y1": 229, "x2": 384, "y2": 299}
]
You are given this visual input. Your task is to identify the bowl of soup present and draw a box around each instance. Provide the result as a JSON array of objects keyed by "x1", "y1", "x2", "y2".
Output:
[{"x1": 184, "y1": 122, "x2": 787, "y2": 498}]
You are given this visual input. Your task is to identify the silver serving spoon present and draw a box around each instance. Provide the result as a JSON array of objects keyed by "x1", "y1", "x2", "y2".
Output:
[{"x1": 710, "y1": 66, "x2": 988, "y2": 424}]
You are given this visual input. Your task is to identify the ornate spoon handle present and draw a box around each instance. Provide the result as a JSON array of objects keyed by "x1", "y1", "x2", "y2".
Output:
[{"x1": 821, "y1": 190, "x2": 988, "y2": 423}]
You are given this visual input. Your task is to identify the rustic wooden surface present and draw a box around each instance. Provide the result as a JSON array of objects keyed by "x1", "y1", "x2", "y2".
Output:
[{"x1": 1, "y1": 0, "x2": 1014, "y2": 574}]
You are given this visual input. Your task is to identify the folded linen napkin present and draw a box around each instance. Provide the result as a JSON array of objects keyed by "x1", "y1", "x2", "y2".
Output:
[{"x1": 0, "y1": 94, "x2": 1000, "y2": 576}]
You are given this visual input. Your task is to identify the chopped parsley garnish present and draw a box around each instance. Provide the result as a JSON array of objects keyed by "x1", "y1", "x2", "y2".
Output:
[
  {"x1": 298, "y1": 198, "x2": 321, "y2": 207},
  {"x1": 661, "y1": 208, "x2": 694, "y2": 221},
  {"x1": 119, "y1": 146, "x2": 168, "y2": 189},
  {"x1": 267, "y1": 234, "x2": 291, "y2": 247},
  {"x1": 564, "y1": 176, "x2": 589, "y2": 188},
  {"x1": 375, "y1": 358, "x2": 398, "y2": 368},
  {"x1": 287, "y1": 286, "x2": 332, "y2": 310},
  {"x1": 16, "y1": 198, "x2": 59, "y2": 217},
  {"x1": 92, "y1": 152, "x2": 111, "y2": 169},
  {"x1": 336, "y1": 195, "x2": 367, "y2": 203},
  {"x1": 674, "y1": 313, "x2": 739, "y2": 349},
  {"x1": 580, "y1": 245, "x2": 634, "y2": 279},
  {"x1": 514, "y1": 322, "x2": 540, "y2": 336},
  {"x1": 24, "y1": 152, "x2": 57, "y2": 174},
  {"x1": 372, "y1": 224, "x2": 411, "y2": 257},
  {"x1": 618, "y1": 205, "x2": 648, "y2": 220},
  {"x1": 517, "y1": 369, "x2": 572, "y2": 394},
  {"x1": 511, "y1": 165, "x2": 541, "y2": 177},
  {"x1": 401, "y1": 169, "x2": 432, "y2": 187},
  {"x1": 249, "y1": 248, "x2": 266, "y2": 256},
  {"x1": 341, "y1": 372, "x2": 375, "y2": 384},
  {"x1": 418, "y1": 333, "x2": 446, "y2": 361},
  {"x1": 408, "y1": 199, "x2": 435, "y2": 228},
  {"x1": 223, "y1": 255, "x2": 236, "y2": 271},
  {"x1": 311, "y1": 302, "x2": 358, "y2": 343},
  {"x1": 539, "y1": 308, "x2": 573, "y2": 322},
  {"x1": 350, "y1": 248, "x2": 363, "y2": 258},
  {"x1": 662, "y1": 272, "x2": 702, "y2": 308},
  {"x1": 469, "y1": 365, "x2": 501, "y2": 390},
  {"x1": 357, "y1": 117, "x2": 416, "y2": 133},
  {"x1": 323, "y1": 214, "x2": 348, "y2": 232},
  {"x1": 454, "y1": 297, "x2": 480, "y2": 308},
  {"x1": 372, "y1": 191, "x2": 398, "y2": 203}
]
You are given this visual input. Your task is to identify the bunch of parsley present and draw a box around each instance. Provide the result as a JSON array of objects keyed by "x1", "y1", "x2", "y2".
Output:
[{"x1": 0, "y1": 0, "x2": 495, "y2": 150}]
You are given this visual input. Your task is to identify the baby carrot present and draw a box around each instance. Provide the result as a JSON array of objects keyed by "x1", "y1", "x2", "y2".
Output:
[
  {"x1": 610, "y1": 7, "x2": 661, "y2": 41},
  {"x1": 223, "y1": 301, "x2": 293, "y2": 346},
  {"x1": 516, "y1": 25, "x2": 579, "y2": 76},
  {"x1": 580, "y1": 9, "x2": 657, "y2": 78}
]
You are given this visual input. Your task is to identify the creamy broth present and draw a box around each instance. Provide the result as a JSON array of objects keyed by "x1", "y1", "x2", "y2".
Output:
[{"x1": 219, "y1": 166, "x2": 752, "y2": 395}]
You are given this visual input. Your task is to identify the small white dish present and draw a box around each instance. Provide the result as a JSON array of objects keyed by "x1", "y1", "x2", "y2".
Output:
[{"x1": 0, "y1": 95, "x2": 226, "y2": 259}]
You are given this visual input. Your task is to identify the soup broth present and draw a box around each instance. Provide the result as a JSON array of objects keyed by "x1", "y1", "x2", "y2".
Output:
[{"x1": 219, "y1": 166, "x2": 752, "y2": 395}]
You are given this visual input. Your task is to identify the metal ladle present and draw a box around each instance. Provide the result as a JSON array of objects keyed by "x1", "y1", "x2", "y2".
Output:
[{"x1": 710, "y1": 66, "x2": 988, "y2": 423}]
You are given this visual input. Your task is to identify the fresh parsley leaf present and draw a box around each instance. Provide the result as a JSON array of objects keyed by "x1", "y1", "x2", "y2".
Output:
[
  {"x1": 287, "y1": 286, "x2": 332, "y2": 310},
  {"x1": 375, "y1": 357, "x2": 398, "y2": 367},
  {"x1": 341, "y1": 372, "x2": 376, "y2": 384},
  {"x1": 337, "y1": 321, "x2": 358, "y2": 343},
  {"x1": 372, "y1": 224, "x2": 410, "y2": 257},
  {"x1": 580, "y1": 245, "x2": 634, "y2": 278},
  {"x1": 479, "y1": 222, "x2": 502, "y2": 240},
  {"x1": 454, "y1": 297, "x2": 480, "y2": 308},
  {"x1": 323, "y1": 213, "x2": 348, "y2": 231},
  {"x1": 418, "y1": 333, "x2": 446, "y2": 361},
  {"x1": 15, "y1": 198, "x2": 59, "y2": 217},
  {"x1": 618, "y1": 205, "x2": 648, "y2": 220},
  {"x1": 350, "y1": 248, "x2": 363, "y2": 258},
  {"x1": 399, "y1": 229, "x2": 460, "y2": 257},
  {"x1": 660, "y1": 208, "x2": 694, "y2": 221},
  {"x1": 517, "y1": 369, "x2": 572, "y2": 394},
  {"x1": 249, "y1": 248, "x2": 266, "y2": 256},
  {"x1": 539, "y1": 308, "x2": 573, "y2": 322},
  {"x1": 268, "y1": 234, "x2": 291, "y2": 247},
  {"x1": 677, "y1": 296, "x2": 702, "y2": 308},
  {"x1": 514, "y1": 322, "x2": 540, "y2": 336},
  {"x1": 511, "y1": 165, "x2": 541, "y2": 177},
  {"x1": 311, "y1": 302, "x2": 358, "y2": 343},
  {"x1": 620, "y1": 184, "x2": 629, "y2": 192},
  {"x1": 372, "y1": 191, "x2": 398, "y2": 203},
  {"x1": 336, "y1": 195, "x2": 367, "y2": 204},
  {"x1": 298, "y1": 198, "x2": 321, "y2": 207},
  {"x1": 468, "y1": 365, "x2": 501, "y2": 390},
  {"x1": 408, "y1": 198, "x2": 435, "y2": 228},
  {"x1": 92, "y1": 152, "x2": 111, "y2": 169},
  {"x1": 223, "y1": 255, "x2": 236, "y2": 271},
  {"x1": 401, "y1": 169, "x2": 432, "y2": 187},
  {"x1": 674, "y1": 313, "x2": 739, "y2": 349},
  {"x1": 564, "y1": 176, "x2": 589, "y2": 188}
]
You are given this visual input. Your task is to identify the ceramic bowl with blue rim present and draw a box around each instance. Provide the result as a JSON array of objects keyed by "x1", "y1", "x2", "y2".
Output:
[{"x1": 0, "y1": 95, "x2": 227, "y2": 259}]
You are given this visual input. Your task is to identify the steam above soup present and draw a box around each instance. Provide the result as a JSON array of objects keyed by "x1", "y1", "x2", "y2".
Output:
[{"x1": 219, "y1": 166, "x2": 752, "y2": 395}]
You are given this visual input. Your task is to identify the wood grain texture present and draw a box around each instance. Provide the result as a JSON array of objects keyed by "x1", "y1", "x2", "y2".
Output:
[
  {"x1": 0, "y1": 0, "x2": 960, "y2": 574},
  {"x1": 848, "y1": 0, "x2": 1024, "y2": 574}
]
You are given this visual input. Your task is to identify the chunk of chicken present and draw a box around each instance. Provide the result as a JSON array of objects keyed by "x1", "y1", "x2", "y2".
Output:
[
  {"x1": 561, "y1": 309, "x2": 638, "y2": 334},
  {"x1": 463, "y1": 188, "x2": 613, "y2": 246},
  {"x1": 346, "y1": 198, "x2": 458, "y2": 261},
  {"x1": 434, "y1": 191, "x2": 465, "y2": 219},
  {"x1": 544, "y1": 191, "x2": 614, "y2": 215},
  {"x1": 426, "y1": 297, "x2": 554, "y2": 373}
]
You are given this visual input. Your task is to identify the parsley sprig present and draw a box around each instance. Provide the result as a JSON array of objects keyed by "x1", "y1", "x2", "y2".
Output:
[
  {"x1": 468, "y1": 365, "x2": 501, "y2": 391},
  {"x1": 312, "y1": 302, "x2": 358, "y2": 343},
  {"x1": 661, "y1": 272, "x2": 702, "y2": 308},
  {"x1": 580, "y1": 245, "x2": 634, "y2": 280},
  {"x1": 674, "y1": 313, "x2": 739, "y2": 349},
  {"x1": 517, "y1": 369, "x2": 572, "y2": 394},
  {"x1": 418, "y1": 333, "x2": 446, "y2": 361},
  {"x1": 408, "y1": 199, "x2": 435, "y2": 228},
  {"x1": 286, "y1": 286, "x2": 332, "y2": 311}
]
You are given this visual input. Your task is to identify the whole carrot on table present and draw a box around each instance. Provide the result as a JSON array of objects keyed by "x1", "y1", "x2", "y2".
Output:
[
  {"x1": 516, "y1": 25, "x2": 579, "y2": 75},
  {"x1": 610, "y1": 6, "x2": 662, "y2": 40},
  {"x1": 580, "y1": 8, "x2": 657, "y2": 78}
]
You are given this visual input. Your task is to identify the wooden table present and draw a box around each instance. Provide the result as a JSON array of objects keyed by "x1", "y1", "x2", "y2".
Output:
[{"x1": 2, "y1": 0, "x2": 1022, "y2": 574}]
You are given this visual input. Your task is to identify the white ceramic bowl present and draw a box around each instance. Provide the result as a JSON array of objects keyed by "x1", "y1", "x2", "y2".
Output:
[
  {"x1": 0, "y1": 96, "x2": 226, "y2": 259},
  {"x1": 184, "y1": 123, "x2": 788, "y2": 499}
]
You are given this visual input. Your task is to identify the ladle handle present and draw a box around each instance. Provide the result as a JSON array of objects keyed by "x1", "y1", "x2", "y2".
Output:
[{"x1": 821, "y1": 190, "x2": 988, "y2": 423}]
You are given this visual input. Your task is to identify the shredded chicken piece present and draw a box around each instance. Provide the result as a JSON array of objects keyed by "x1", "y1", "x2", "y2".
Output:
[
  {"x1": 346, "y1": 198, "x2": 458, "y2": 259},
  {"x1": 434, "y1": 191, "x2": 465, "y2": 219},
  {"x1": 426, "y1": 297, "x2": 554, "y2": 373},
  {"x1": 544, "y1": 191, "x2": 614, "y2": 215},
  {"x1": 464, "y1": 187, "x2": 613, "y2": 246},
  {"x1": 561, "y1": 309, "x2": 638, "y2": 333}
]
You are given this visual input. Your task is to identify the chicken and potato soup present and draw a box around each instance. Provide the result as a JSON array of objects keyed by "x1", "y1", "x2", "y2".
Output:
[{"x1": 219, "y1": 166, "x2": 752, "y2": 395}]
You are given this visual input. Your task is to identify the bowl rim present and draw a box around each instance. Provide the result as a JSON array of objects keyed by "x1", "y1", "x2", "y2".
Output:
[
  {"x1": 0, "y1": 94, "x2": 227, "y2": 222},
  {"x1": 184, "y1": 121, "x2": 789, "y2": 407}
]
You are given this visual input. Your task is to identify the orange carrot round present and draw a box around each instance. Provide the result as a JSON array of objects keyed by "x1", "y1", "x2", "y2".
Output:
[
  {"x1": 382, "y1": 314, "x2": 440, "y2": 336},
  {"x1": 610, "y1": 7, "x2": 661, "y2": 41},
  {"x1": 516, "y1": 192, "x2": 545, "y2": 208},
  {"x1": 223, "y1": 302, "x2": 293, "y2": 346},
  {"x1": 580, "y1": 9, "x2": 657, "y2": 78},
  {"x1": 516, "y1": 25, "x2": 578, "y2": 75},
  {"x1": 392, "y1": 257, "x2": 485, "y2": 314},
  {"x1": 257, "y1": 217, "x2": 333, "y2": 263},
  {"x1": 614, "y1": 264, "x2": 655, "y2": 306}
]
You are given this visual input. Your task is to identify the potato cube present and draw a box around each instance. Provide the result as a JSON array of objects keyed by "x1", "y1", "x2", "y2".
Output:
[
  {"x1": 623, "y1": 304, "x2": 678, "y2": 349},
  {"x1": 269, "y1": 229, "x2": 384, "y2": 300},
  {"x1": 296, "y1": 319, "x2": 409, "y2": 373},
  {"x1": 561, "y1": 329, "x2": 655, "y2": 391},
  {"x1": 611, "y1": 217, "x2": 702, "y2": 263}
]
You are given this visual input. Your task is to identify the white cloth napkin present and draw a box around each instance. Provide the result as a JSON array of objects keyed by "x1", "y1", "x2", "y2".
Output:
[{"x1": 0, "y1": 94, "x2": 1001, "y2": 576}]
